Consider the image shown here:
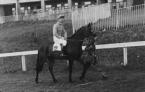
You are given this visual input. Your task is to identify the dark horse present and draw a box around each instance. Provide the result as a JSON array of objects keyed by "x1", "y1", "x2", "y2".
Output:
[{"x1": 35, "y1": 23, "x2": 96, "y2": 83}]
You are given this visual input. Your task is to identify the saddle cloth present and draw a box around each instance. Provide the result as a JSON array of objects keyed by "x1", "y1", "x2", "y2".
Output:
[
  {"x1": 53, "y1": 43, "x2": 62, "y2": 51},
  {"x1": 53, "y1": 37, "x2": 67, "y2": 51},
  {"x1": 52, "y1": 43, "x2": 67, "y2": 57}
]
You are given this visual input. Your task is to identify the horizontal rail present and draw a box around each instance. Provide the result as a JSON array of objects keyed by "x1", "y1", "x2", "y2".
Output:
[
  {"x1": 0, "y1": 41, "x2": 145, "y2": 57},
  {"x1": 82, "y1": 41, "x2": 145, "y2": 50},
  {"x1": 0, "y1": 50, "x2": 38, "y2": 71},
  {"x1": 0, "y1": 50, "x2": 38, "y2": 58},
  {"x1": 95, "y1": 41, "x2": 145, "y2": 49}
]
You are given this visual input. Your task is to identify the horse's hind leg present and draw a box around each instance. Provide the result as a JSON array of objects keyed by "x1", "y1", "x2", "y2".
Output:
[
  {"x1": 80, "y1": 62, "x2": 91, "y2": 81},
  {"x1": 68, "y1": 59, "x2": 74, "y2": 82},
  {"x1": 35, "y1": 56, "x2": 45, "y2": 83},
  {"x1": 48, "y1": 59, "x2": 57, "y2": 83}
]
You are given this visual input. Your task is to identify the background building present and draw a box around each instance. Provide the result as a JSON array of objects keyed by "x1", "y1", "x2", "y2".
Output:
[{"x1": 0, "y1": 0, "x2": 144, "y2": 17}]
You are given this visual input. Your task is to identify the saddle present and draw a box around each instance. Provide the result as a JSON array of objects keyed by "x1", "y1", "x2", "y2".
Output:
[{"x1": 52, "y1": 43, "x2": 66, "y2": 56}]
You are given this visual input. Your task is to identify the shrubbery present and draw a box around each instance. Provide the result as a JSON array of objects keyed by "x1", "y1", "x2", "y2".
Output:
[{"x1": 94, "y1": 25, "x2": 145, "y2": 67}]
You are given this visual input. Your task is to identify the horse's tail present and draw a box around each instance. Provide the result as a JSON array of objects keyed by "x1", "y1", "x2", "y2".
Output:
[
  {"x1": 36, "y1": 46, "x2": 48, "y2": 72},
  {"x1": 36, "y1": 49, "x2": 41, "y2": 71}
]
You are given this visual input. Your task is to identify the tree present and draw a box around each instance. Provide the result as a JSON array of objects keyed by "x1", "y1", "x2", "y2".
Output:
[{"x1": 133, "y1": 0, "x2": 144, "y2": 6}]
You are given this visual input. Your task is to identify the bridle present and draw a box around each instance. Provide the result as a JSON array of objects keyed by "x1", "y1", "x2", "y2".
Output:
[{"x1": 67, "y1": 39, "x2": 84, "y2": 42}]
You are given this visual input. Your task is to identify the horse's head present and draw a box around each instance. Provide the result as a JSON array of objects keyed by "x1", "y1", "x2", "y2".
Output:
[
  {"x1": 86, "y1": 36, "x2": 95, "y2": 45},
  {"x1": 82, "y1": 23, "x2": 95, "y2": 38},
  {"x1": 84, "y1": 36, "x2": 95, "y2": 51}
]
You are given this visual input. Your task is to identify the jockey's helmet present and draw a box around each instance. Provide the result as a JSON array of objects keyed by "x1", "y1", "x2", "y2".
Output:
[{"x1": 57, "y1": 15, "x2": 65, "y2": 19}]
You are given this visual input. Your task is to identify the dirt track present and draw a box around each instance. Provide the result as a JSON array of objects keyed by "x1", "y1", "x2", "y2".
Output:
[{"x1": 0, "y1": 66, "x2": 145, "y2": 92}]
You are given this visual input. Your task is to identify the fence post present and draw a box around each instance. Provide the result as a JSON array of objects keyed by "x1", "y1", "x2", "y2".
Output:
[
  {"x1": 116, "y1": 5, "x2": 119, "y2": 30},
  {"x1": 123, "y1": 47, "x2": 128, "y2": 66},
  {"x1": 15, "y1": 0, "x2": 21, "y2": 21},
  {"x1": 21, "y1": 55, "x2": 27, "y2": 71}
]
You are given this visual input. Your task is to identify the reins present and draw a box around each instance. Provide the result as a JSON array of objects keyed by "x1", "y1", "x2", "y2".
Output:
[{"x1": 67, "y1": 39, "x2": 84, "y2": 42}]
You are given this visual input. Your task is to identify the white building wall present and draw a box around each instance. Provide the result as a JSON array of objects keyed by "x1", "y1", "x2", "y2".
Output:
[
  {"x1": 0, "y1": 0, "x2": 41, "y2": 4},
  {"x1": 126, "y1": 0, "x2": 133, "y2": 7}
]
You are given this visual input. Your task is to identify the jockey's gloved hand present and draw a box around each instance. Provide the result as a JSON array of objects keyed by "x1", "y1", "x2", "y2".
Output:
[
  {"x1": 102, "y1": 28, "x2": 106, "y2": 32},
  {"x1": 61, "y1": 37, "x2": 65, "y2": 40},
  {"x1": 61, "y1": 37, "x2": 67, "y2": 40}
]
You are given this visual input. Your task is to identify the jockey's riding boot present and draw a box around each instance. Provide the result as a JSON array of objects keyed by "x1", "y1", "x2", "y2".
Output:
[{"x1": 60, "y1": 44, "x2": 64, "y2": 56}]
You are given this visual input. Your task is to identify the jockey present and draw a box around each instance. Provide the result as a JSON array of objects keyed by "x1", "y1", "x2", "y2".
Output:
[{"x1": 53, "y1": 15, "x2": 67, "y2": 51}]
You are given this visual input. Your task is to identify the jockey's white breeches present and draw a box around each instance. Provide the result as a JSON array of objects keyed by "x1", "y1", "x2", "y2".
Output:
[{"x1": 53, "y1": 36, "x2": 67, "y2": 51}]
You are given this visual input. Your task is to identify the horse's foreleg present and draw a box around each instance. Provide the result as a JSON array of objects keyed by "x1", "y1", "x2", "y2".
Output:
[
  {"x1": 48, "y1": 60, "x2": 57, "y2": 83},
  {"x1": 68, "y1": 60, "x2": 74, "y2": 82},
  {"x1": 35, "y1": 70, "x2": 40, "y2": 83},
  {"x1": 80, "y1": 62, "x2": 91, "y2": 81}
]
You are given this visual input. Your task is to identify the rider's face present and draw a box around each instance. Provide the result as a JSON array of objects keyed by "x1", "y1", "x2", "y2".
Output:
[{"x1": 58, "y1": 18, "x2": 64, "y2": 23}]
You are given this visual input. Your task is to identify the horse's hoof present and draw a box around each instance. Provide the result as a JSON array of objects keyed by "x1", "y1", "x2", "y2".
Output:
[
  {"x1": 53, "y1": 79, "x2": 58, "y2": 83},
  {"x1": 101, "y1": 74, "x2": 108, "y2": 80},
  {"x1": 35, "y1": 79, "x2": 39, "y2": 84},
  {"x1": 69, "y1": 79, "x2": 73, "y2": 83},
  {"x1": 69, "y1": 81, "x2": 74, "y2": 83},
  {"x1": 79, "y1": 76, "x2": 84, "y2": 81},
  {"x1": 79, "y1": 75, "x2": 83, "y2": 80},
  {"x1": 80, "y1": 78, "x2": 86, "y2": 82},
  {"x1": 80, "y1": 79, "x2": 85, "y2": 82},
  {"x1": 69, "y1": 80, "x2": 73, "y2": 83},
  {"x1": 102, "y1": 77, "x2": 108, "y2": 80}
]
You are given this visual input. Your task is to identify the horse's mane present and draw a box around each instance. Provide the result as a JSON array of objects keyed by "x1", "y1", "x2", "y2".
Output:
[
  {"x1": 67, "y1": 23, "x2": 93, "y2": 41},
  {"x1": 68, "y1": 25, "x2": 86, "y2": 40}
]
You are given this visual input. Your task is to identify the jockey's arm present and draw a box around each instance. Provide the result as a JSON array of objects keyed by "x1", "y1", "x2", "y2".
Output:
[
  {"x1": 63, "y1": 26, "x2": 67, "y2": 40},
  {"x1": 64, "y1": 30, "x2": 67, "y2": 40}
]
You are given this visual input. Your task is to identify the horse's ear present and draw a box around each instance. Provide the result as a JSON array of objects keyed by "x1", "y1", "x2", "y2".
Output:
[
  {"x1": 90, "y1": 22, "x2": 93, "y2": 25},
  {"x1": 88, "y1": 22, "x2": 92, "y2": 27},
  {"x1": 87, "y1": 23, "x2": 93, "y2": 30},
  {"x1": 88, "y1": 23, "x2": 91, "y2": 26}
]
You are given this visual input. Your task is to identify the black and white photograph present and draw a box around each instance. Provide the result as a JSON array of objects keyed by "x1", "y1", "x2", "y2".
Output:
[{"x1": 0, "y1": 0, "x2": 145, "y2": 92}]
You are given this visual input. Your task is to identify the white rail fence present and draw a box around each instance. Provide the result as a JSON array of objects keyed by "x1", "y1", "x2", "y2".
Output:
[
  {"x1": 0, "y1": 50, "x2": 38, "y2": 71},
  {"x1": 0, "y1": 41, "x2": 145, "y2": 71},
  {"x1": 72, "y1": 3, "x2": 111, "y2": 31},
  {"x1": 95, "y1": 4, "x2": 145, "y2": 30}
]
